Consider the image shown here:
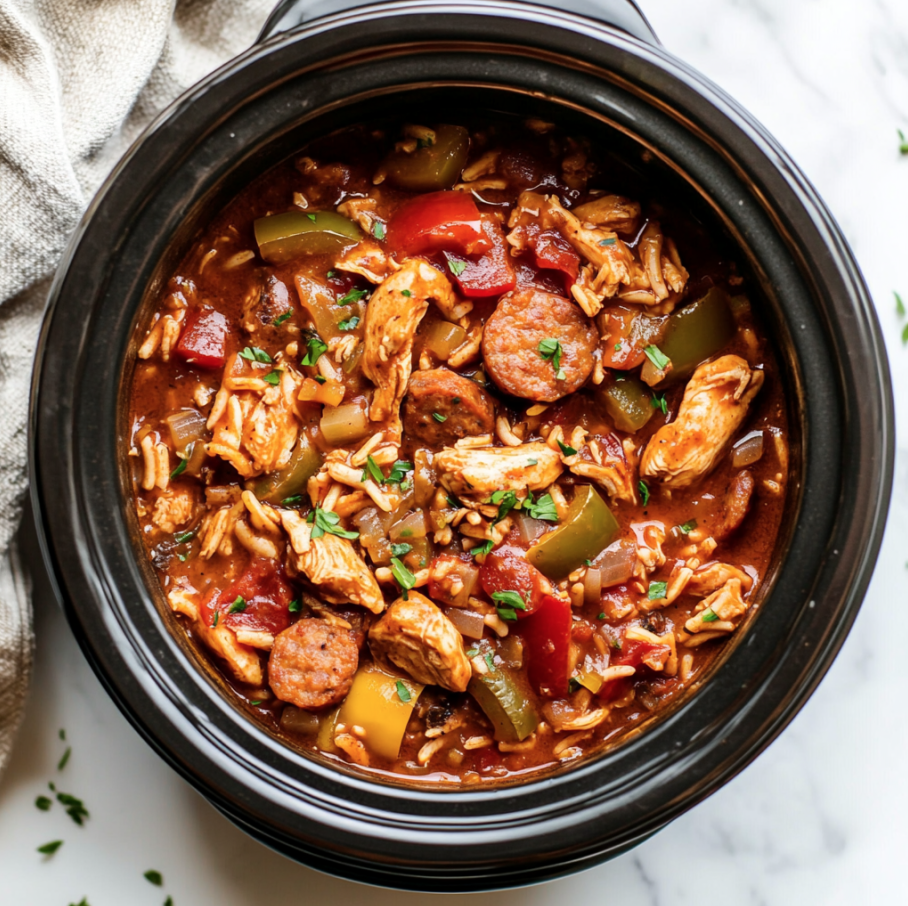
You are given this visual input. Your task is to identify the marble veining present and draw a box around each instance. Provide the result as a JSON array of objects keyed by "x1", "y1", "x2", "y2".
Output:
[{"x1": 2, "y1": 0, "x2": 906, "y2": 902}]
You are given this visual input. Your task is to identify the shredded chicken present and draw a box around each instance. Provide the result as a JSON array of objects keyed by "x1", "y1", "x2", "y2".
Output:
[
  {"x1": 335, "y1": 239, "x2": 395, "y2": 284},
  {"x1": 369, "y1": 592, "x2": 471, "y2": 692},
  {"x1": 641, "y1": 356, "x2": 764, "y2": 489},
  {"x1": 362, "y1": 259, "x2": 463, "y2": 423},
  {"x1": 434, "y1": 442, "x2": 563, "y2": 498},
  {"x1": 151, "y1": 487, "x2": 196, "y2": 534},
  {"x1": 685, "y1": 577, "x2": 749, "y2": 634},
  {"x1": 571, "y1": 194, "x2": 642, "y2": 234}
]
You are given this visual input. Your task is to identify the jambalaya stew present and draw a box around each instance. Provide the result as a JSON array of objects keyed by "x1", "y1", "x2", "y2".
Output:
[{"x1": 129, "y1": 117, "x2": 789, "y2": 783}]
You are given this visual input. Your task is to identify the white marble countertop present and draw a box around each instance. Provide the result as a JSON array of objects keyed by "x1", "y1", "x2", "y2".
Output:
[{"x1": 3, "y1": 0, "x2": 907, "y2": 902}]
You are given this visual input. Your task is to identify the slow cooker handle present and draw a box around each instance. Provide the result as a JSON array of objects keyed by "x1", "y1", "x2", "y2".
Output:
[{"x1": 257, "y1": 0, "x2": 659, "y2": 46}]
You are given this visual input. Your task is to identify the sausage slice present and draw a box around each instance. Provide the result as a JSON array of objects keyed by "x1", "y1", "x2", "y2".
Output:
[
  {"x1": 403, "y1": 367, "x2": 495, "y2": 446},
  {"x1": 482, "y1": 288, "x2": 597, "y2": 402},
  {"x1": 268, "y1": 618, "x2": 358, "y2": 710}
]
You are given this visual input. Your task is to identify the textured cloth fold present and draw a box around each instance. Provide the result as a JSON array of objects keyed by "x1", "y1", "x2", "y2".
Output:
[{"x1": 0, "y1": 0, "x2": 273, "y2": 779}]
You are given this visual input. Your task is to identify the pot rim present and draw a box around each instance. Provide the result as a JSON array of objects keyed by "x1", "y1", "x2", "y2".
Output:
[{"x1": 28, "y1": 0, "x2": 893, "y2": 891}]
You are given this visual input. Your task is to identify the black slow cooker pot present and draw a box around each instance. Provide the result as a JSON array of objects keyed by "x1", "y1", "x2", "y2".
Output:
[{"x1": 29, "y1": 0, "x2": 893, "y2": 891}]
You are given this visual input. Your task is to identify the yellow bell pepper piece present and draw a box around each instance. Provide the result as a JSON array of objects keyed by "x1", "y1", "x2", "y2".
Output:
[{"x1": 337, "y1": 665, "x2": 423, "y2": 761}]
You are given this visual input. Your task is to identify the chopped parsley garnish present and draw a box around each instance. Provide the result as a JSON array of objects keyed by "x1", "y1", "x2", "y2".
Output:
[
  {"x1": 301, "y1": 335, "x2": 328, "y2": 366},
  {"x1": 228, "y1": 595, "x2": 246, "y2": 614},
  {"x1": 165, "y1": 898, "x2": 173, "y2": 906},
  {"x1": 307, "y1": 213, "x2": 317, "y2": 223},
  {"x1": 263, "y1": 370, "x2": 281, "y2": 385},
  {"x1": 523, "y1": 492, "x2": 558, "y2": 522},
  {"x1": 568, "y1": 677, "x2": 582, "y2": 692},
  {"x1": 314, "y1": 374, "x2": 327, "y2": 384},
  {"x1": 537, "y1": 337, "x2": 566, "y2": 380},
  {"x1": 598, "y1": 237, "x2": 617, "y2": 246},
  {"x1": 37, "y1": 840, "x2": 63, "y2": 856},
  {"x1": 395, "y1": 680, "x2": 411, "y2": 703},
  {"x1": 417, "y1": 136, "x2": 435, "y2": 149},
  {"x1": 144, "y1": 870, "x2": 164, "y2": 886},
  {"x1": 57, "y1": 747, "x2": 71, "y2": 771},
  {"x1": 647, "y1": 581, "x2": 668, "y2": 601},
  {"x1": 466, "y1": 647, "x2": 480, "y2": 658},
  {"x1": 390, "y1": 557, "x2": 417, "y2": 599},
  {"x1": 651, "y1": 392, "x2": 668, "y2": 415},
  {"x1": 680, "y1": 519, "x2": 698, "y2": 534},
  {"x1": 177, "y1": 552, "x2": 189, "y2": 562},
  {"x1": 471, "y1": 539, "x2": 495, "y2": 557},
  {"x1": 212, "y1": 611, "x2": 219, "y2": 627},
  {"x1": 169, "y1": 452, "x2": 190, "y2": 480},
  {"x1": 250, "y1": 700, "x2": 263, "y2": 706},
  {"x1": 373, "y1": 222, "x2": 386, "y2": 240},
  {"x1": 282, "y1": 495, "x2": 303, "y2": 507},
  {"x1": 57, "y1": 791, "x2": 89, "y2": 826},
  {"x1": 527, "y1": 458, "x2": 538, "y2": 465},
  {"x1": 391, "y1": 542, "x2": 412, "y2": 558},
  {"x1": 452, "y1": 396, "x2": 461, "y2": 404},
  {"x1": 903, "y1": 323, "x2": 908, "y2": 345},
  {"x1": 327, "y1": 270, "x2": 336, "y2": 279},
  {"x1": 900, "y1": 129, "x2": 908, "y2": 155},
  {"x1": 288, "y1": 599, "x2": 301, "y2": 613},
  {"x1": 174, "y1": 530, "x2": 195, "y2": 544},
  {"x1": 584, "y1": 559, "x2": 592, "y2": 566},
  {"x1": 239, "y1": 346, "x2": 271, "y2": 363},
  {"x1": 338, "y1": 315, "x2": 360, "y2": 331},
  {"x1": 35, "y1": 795, "x2": 52, "y2": 811},
  {"x1": 308, "y1": 507, "x2": 359, "y2": 540},
  {"x1": 638, "y1": 480, "x2": 650, "y2": 507},
  {"x1": 432, "y1": 411, "x2": 447, "y2": 422},
  {"x1": 445, "y1": 492, "x2": 462, "y2": 509},
  {"x1": 614, "y1": 342, "x2": 622, "y2": 351},
  {"x1": 610, "y1": 636, "x2": 623, "y2": 650},
  {"x1": 598, "y1": 612, "x2": 606, "y2": 620},
  {"x1": 385, "y1": 460, "x2": 412, "y2": 485},
  {"x1": 401, "y1": 289, "x2": 412, "y2": 297},
  {"x1": 557, "y1": 439, "x2": 577, "y2": 457},
  {"x1": 59, "y1": 729, "x2": 66, "y2": 740},
  {"x1": 484, "y1": 653, "x2": 495, "y2": 671},
  {"x1": 364, "y1": 455, "x2": 385, "y2": 485},
  {"x1": 491, "y1": 590, "x2": 527, "y2": 622},
  {"x1": 702, "y1": 609, "x2": 719, "y2": 623},
  {"x1": 337, "y1": 287, "x2": 369, "y2": 306},
  {"x1": 644, "y1": 344, "x2": 670, "y2": 371},
  {"x1": 273, "y1": 310, "x2": 292, "y2": 326},
  {"x1": 896, "y1": 291, "x2": 906, "y2": 317},
  {"x1": 490, "y1": 489, "x2": 518, "y2": 524},
  {"x1": 447, "y1": 259, "x2": 467, "y2": 277}
]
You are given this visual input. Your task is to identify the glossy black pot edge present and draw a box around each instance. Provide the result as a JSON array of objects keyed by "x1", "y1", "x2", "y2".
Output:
[{"x1": 30, "y1": 0, "x2": 891, "y2": 881}]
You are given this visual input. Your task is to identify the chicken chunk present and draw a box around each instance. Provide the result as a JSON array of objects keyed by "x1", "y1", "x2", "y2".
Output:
[
  {"x1": 434, "y1": 442, "x2": 563, "y2": 498},
  {"x1": 686, "y1": 561, "x2": 754, "y2": 597},
  {"x1": 280, "y1": 510, "x2": 385, "y2": 614},
  {"x1": 571, "y1": 194, "x2": 642, "y2": 234},
  {"x1": 685, "y1": 577, "x2": 749, "y2": 634},
  {"x1": 640, "y1": 356, "x2": 764, "y2": 489},
  {"x1": 151, "y1": 486, "x2": 196, "y2": 533},
  {"x1": 335, "y1": 239, "x2": 396, "y2": 285},
  {"x1": 368, "y1": 592, "x2": 471, "y2": 692},
  {"x1": 362, "y1": 259, "x2": 461, "y2": 423}
]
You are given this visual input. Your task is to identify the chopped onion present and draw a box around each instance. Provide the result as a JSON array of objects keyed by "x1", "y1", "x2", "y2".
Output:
[
  {"x1": 583, "y1": 567, "x2": 602, "y2": 607},
  {"x1": 593, "y1": 540, "x2": 636, "y2": 588},
  {"x1": 512, "y1": 512, "x2": 548, "y2": 546},
  {"x1": 164, "y1": 408, "x2": 207, "y2": 453},
  {"x1": 498, "y1": 634, "x2": 524, "y2": 669},
  {"x1": 732, "y1": 430, "x2": 764, "y2": 468},
  {"x1": 446, "y1": 607, "x2": 485, "y2": 640},
  {"x1": 280, "y1": 705, "x2": 319, "y2": 736},
  {"x1": 413, "y1": 449, "x2": 436, "y2": 507},
  {"x1": 320, "y1": 399, "x2": 370, "y2": 446},
  {"x1": 352, "y1": 506, "x2": 394, "y2": 564},
  {"x1": 390, "y1": 510, "x2": 429, "y2": 542},
  {"x1": 424, "y1": 320, "x2": 467, "y2": 360}
]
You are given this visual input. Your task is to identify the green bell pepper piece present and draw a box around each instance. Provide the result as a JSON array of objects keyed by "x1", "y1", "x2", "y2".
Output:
[
  {"x1": 383, "y1": 125, "x2": 471, "y2": 192},
  {"x1": 468, "y1": 662, "x2": 538, "y2": 743},
  {"x1": 253, "y1": 434, "x2": 323, "y2": 504},
  {"x1": 598, "y1": 373, "x2": 656, "y2": 433},
  {"x1": 254, "y1": 211, "x2": 363, "y2": 264}
]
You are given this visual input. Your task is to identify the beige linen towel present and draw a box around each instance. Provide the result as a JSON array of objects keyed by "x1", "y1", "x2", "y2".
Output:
[{"x1": 0, "y1": 0, "x2": 273, "y2": 779}]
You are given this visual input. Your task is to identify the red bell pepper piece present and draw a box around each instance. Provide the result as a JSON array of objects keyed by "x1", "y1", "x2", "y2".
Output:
[
  {"x1": 387, "y1": 191, "x2": 491, "y2": 258},
  {"x1": 443, "y1": 214, "x2": 516, "y2": 298},
  {"x1": 532, "y1": 229, "x2": 580, "y2": 291},
  {"x1": 202, "y1": 558, "x2": 295, "y2": 637},
  {"x1": 598, "y1": 636, "x2": 672, "y2": 702},
  {"x1": 516, "y1": 593, "x2": 572, "y2": 698},
  {"x1": 174, "y1": 307, "x2": 228, "y2": 369},
  {"x1": 479, "y1": 545, "x2": 548, "y2": 617}
]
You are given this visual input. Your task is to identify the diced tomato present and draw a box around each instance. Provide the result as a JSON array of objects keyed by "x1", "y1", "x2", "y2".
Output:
[
  {"x1": 174, "y1": 308, "x2": 228, "y2": 369},
  {"x1": 387, "y1": 191, "x2": 491, "y2": 258},
  {"x1": 598, "y1": 635, "x2": 672, "y2": 702},
  {"x1": 443, "y1": 214, "x2": 516, "y2": 298},
  {"x1": 598, "y1": 306, "x2": 646, "y2": 370},
  {"x1": 202, "y1": 558, "x2": 295, "y2": 637},
  {"x1": 532, "y1": 229, "x2": 580, "y2": 290},
  {"x1": 474, "y1": 746, "x2": 502, "y2": 773},
  {"x1": 427, "y1": 553, "x2": 478, "y2": 607},
  {"x1": 513, "y1": 260, "x2": 565, "y2": 295},
  {"x1": 479, "y1": 545, "x2": 548, "y2": 616},
  {"x1": 516, "y1": 594, "x2": 572, "y2": 698}
]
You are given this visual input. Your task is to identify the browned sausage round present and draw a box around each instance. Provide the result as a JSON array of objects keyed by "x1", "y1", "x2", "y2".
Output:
[
  {"x1": 268, "y1": 618, "x2": 358, "y2": 710},
  {"x1": 403, "y1": 367, "x2": 496, "y2": 446},
  {"x1": 482, "y1": 288, "x2": 597, "y2": 402}
]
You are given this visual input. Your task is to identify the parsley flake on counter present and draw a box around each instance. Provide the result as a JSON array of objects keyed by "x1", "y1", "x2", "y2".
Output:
[
  {"x1": 557, "y1": 439, "x2": 577, "y2": 457},
  {"x1": 638, "y1": 480, "x2": 650, "y2": 507},
  {"x1": 651, "y1": 392, "x2": 668, "y2": 415},
  {"x1": 300, "y1": 335, "x2": 328, "y2": 366},
  {"x1": 288, "y1": 599, "x2": 301, "y2": 613},
  {"x1": 391, "y1": 542, "x2": 412, "y2": 558},
  {"x1": 228, "y1": 595, "x2": 246, "y2": 614},
  {"x1": 896, "y1": 291, "x2": 906, "y2": 317},
  {"x1": 647, "y1": 581, "x2": 667, "y2": 601},
  {"x1": 491, "y1": 590, "x2": 527, "y2": 622},
  {"x1": 644, "y1": 344, "x2": 670, "y2": 371},
  {"x1": 37, "y1": 840, "x2": 63, "y2": 856},
  {"x1": 336, "y1": 287, "x2": 369, "y2": 307},
  {"x1": 57, "y1": 791, "x2": 89, "y2": 826},
  {"x1": 903, "y1": 323, "x2": 908, "y2": 346},
  {"x1": 470, "y1": 539, "x2": 494, "y2": 557},
  {"x1": 57, "y1": 747, "x2": 71, "y2": 771},
  {"x1": 432, "y1": 411, "x2": 447, "y2": 422},
  {"x1": 239, "y1": 346, "x2": 271, "y2": 363},
  {"x1": 900, "y1": 129, "x2": 908, "y2": 155},
  {"x1": 338, "y1": 315, "x2": 360, "y2": 331},
  {"x1": 272, "y1": 310, "x2": 292, "y2": 326},
  {"x1": 70, "y1": 899, "x2": 90, "y2": 906},
  {"x1": 447, "y1": 259, "x2": 467, "y2": 277},
  {"x1": 35, "y1": 795, "x2": 52, "y2": 811},
  {"x1": 144, "y1": 870, "x2": 164, "y2": 886},
  {"x1": 395, "y1": 680, "x2": 411, "y2": 703},
  {"x1": 308, "y1": 507, "x2": 359, "y2": 540},
  {"x1": 524, "y1": 492, "x2": 558, "y2": 522},
  {"x1": 165, "y1": 898, "x2": 173, "y2": 906},
  {"x1": 373, "y1": 222, "x2": 386, "y2": 240},
  {"x1": 537, "y1": 337, "x2": 566, "y2": 380},
  {"x1": 59, "y1": 729, "x2": 66, "y2": 741},
  {"x1": 390, "y1": 557, "x2": 416, "y2": 599}
]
